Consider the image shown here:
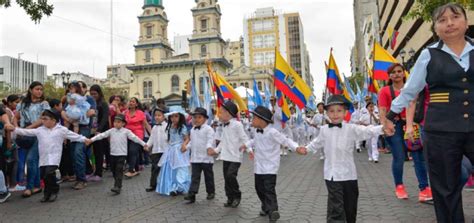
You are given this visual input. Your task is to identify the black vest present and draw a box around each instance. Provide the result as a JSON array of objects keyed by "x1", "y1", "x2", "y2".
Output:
[{"x1": 424, "y1": 40, "x2": 474, "y2": 132}]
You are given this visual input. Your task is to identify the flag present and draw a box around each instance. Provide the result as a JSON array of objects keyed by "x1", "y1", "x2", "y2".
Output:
[
  {"x1": 206, "y1": 61, "x2": 248, "y2": 111},
  {"x1": 189, "y1": 79, "x2": 201, "y2": 110},
  {"x1": 252, "y1": 78, "x2": 263, "y2": 106},
  {"x1": 367, "y1": 68, "x2": 380, "y2": 94},
  {"x1": 202, "y1": 77, "x2": 213, "y2": 124},
  {"x1": 246, "y1": 89, "x2": 256, "y2": 111},
  {"x1": 306, "y1": 95, "x2": 316, "y2": 111},
  {"x1": 276, "y1": 90, "x2": 290, "y2": 124},
  {"x1": 388, "y1": 27, "x2": 399, "y2": 50},
  {"x1": 373, "y1": 41, "x2": 399, "y2": 80},
  {"x1": 264, "y1": 82, "x2": 271, "y2": 108},
  {"x1": 274, "y1": 50, "x2": 312, "y2": 109},
  {"x1": 343, "y1": 75, "x2": 357, "y2": 102},
  {"x1": 326, "y1": 51, "x2": 344, "y2": 95}
]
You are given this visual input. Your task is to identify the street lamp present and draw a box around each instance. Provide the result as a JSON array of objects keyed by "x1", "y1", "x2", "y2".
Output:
[
  {"x1": 60, "y1": 71, "x2": 71, "y2": 88},
  {"x1": 399, "y1": 48, "x2": 416, "y2": 71}
]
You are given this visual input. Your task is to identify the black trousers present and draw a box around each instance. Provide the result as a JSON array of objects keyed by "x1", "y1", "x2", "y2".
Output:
[
  {"x1": 59, "y1": 142, "x2": 74, "y2": 177},
  {"x1": 424, "y1": 131, "x2": 474, "y2": 223},
  {"x1": 189, "y1": 163, "x2": 215, "y2": 195},
  {"x1": 223, "y1": 161, "x2": 241, "y2": 201},
  {"x1": 127, "y1": 141, "x2": 141, "y2": 172},
  {"x1": 325, "y1": 180, "x2": 358, "y2": 223},
  {"x1": 149, "y1": 153, "x2": 163, "y2": 188},
  {"x1": 40, "y1": 165, "x2": 59, "y2": 196},
  {"x1": 92, "y1": 138, "x2": 108, "y2": 177},
  {"x1": 110, "y1": 156, "x2": 126, "y2": 189},
  {"x1": 255, "y1": 174, "x2": 278, "y2": 213}
]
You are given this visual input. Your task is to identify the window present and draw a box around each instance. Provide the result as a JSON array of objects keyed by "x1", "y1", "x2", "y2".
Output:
[
  {"x1": 258, "y1": 81, "x2": 262, "y2": 91},
  {"x1": 146, "y1": 26, "x2": 152, "y2": 37},
  {"x1": 0, "y1": 68, "x2": 3, "y2": 75},
  {"x1": 244, "y1": 82, "x2": 249, "y2": 88},
  {"x1": 252, "y1": 20, "x2": 274, "y2": 32},
  {"x1": 171, "y1": 75, "x2": 180, "y2": 92},
  {"x1": 253, "y1": 51, "x2": 274, "y2": 66},
  {"x1": 201, "y1": 45, "x2": 207, "y2": 57},
  {"x1": 240, "y1": 82, "x2": 244, "y2": 86},
  {"x1": 143, "y1": 81, "x2": 153, "y2": 98},
  {"x1": 145, "y1": 49, "x2": 151, "y2": 62},
  {"x1": 253, "y1": 52, "x2": 264, "y2": 66},
  {"x1": 201, "y1": 19, "x2": 208, "y2": 31},
  {"x1": 232, "y1": 83, "x2": 237, "y2": 88},
  {"x1": 252, "y1": 36, "x2": 263, "y2": 48},
  {"x1": 252, "y1": 34, "x2": 275, "y2": 49}
]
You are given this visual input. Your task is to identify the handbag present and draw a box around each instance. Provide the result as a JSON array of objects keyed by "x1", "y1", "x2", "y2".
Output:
[{"x1": 403, "y1": 123, "x2": 423, "y2": 151}]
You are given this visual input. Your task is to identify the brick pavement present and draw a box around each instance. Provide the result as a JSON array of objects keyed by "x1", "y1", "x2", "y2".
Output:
[{"x1": 0, "y1": 151, "x2": 473, "y2": 223}]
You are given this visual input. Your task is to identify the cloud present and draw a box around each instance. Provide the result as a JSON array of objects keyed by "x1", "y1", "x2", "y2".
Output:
[{"x1": 0, "y1": 0, "x2": 354, "y2": 100}]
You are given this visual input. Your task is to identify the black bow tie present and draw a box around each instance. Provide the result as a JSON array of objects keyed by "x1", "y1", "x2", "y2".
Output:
[
  {"x1": 256, "y1": 128, "x2": 264, "y2": 134},
  {"x1": 194, "y1": 126, "x2": 201, "y2": 130},
  {"x1": 223, "y1": 122, "x2": 230, "y2": 127},
  {"x1": 156, "y1": 123, "x2": 162, "y2": 126},
  {"x1": 328, "y1": 123, "x2": 342, "y2": 128}
]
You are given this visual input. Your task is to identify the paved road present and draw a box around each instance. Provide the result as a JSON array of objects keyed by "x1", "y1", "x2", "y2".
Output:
[{"x1": 1, "y1": 151, "x2": 473, "y2": 223}]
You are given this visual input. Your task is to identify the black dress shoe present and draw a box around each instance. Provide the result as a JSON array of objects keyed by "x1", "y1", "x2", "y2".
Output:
[
  {"x1": 111, "y1": 187, "x2": 121, "y2": 194},
  {"x1": 48, "y1": 194, "x2": 58, "y2": 202},
  {"x1": 230, "y1": 199, "x2": 240, "y2": 208},
  {"x1": 145, "y1": 187, "x2": 155, "y2": 192},
  {"x1": 170, "y1": 191, "x2": 178, "y2": 196},
  {"x1": 259, "y1": 210, "x2": 268, "y2": 216},
  {"x1": 40, "y1": 195, "x2": 50, "y2": 203},
  {"x1": 269, "y1": 211, "x2": 280, "y2": 221},
  {"x1": 184, "y1": 194, "x2": 195, "y2": 201},
  {"x1": 224, "y1": 199, "x2": 233, "y2": 207},
  {"x1": 206, "y1": 193, "x2": 215, "y2": 200}
]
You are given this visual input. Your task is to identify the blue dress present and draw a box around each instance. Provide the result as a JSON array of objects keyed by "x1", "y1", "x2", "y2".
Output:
[{"x1": 156, "y1": 125, "x2": 191, "y2": 195}]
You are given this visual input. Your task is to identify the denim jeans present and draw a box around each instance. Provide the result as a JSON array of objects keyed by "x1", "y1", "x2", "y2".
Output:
[
  {"x1": 26, "y1": 140, "x2": 40, "y2": 190},
  {"x1": 0, "y1": 170, "x2": 7, "y2": 193},
  {"x1": 385, "y1": 121, "x2": 429, "y2": 190},
  {"x1": 71, "y1": 126, "x2": 90, "y2": 182},
  {"x1": 16, "y1": 147, "x2": 27, "y2": 184}
]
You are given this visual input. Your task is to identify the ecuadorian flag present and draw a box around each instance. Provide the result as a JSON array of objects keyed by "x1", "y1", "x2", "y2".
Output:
[
  {"x1": 276, "y1": 90, "x2": 291, "y2": 127},
  {"x1": 274, "y1": 50, "x2": 312, "y2": 109},
  {"x1": 367, "y1": 67, "x2": 380, "y2": 94},
  {"x1": 326, "y1": 52, "x2": 344, "y2": 95},
  {"x1": 373, "y1": 42, "x2": 398, "y2": 81}
]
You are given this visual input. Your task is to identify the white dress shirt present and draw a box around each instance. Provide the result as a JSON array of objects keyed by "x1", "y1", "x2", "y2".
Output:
[
  {"x1": 271, "y1": 105, "x2": 283, "y2": 131},
  {"x1": 91, "y1": 127, "x2": 145, "y2": 156},
  {"x1": 187, "y1": 124, "x2": 215, "y2": 163},
  {"x1": 245, "y1": 126, "x2": 298, "y2": 174},
  {"x1": 214, "y1": 119, "x2": 249, "y2": 163},
  {"x1": 306, "y1": 123, "x2": 383, "y2": 181},
  {"x1": 14, "y1": 124, "x2": 86, "y2": 167},
  {"x1": 359, "y1": 111, "x2": 380, "y2": 126},
  {"x1": 146, "y1": 122, "x2": 168, "y2": 154}
]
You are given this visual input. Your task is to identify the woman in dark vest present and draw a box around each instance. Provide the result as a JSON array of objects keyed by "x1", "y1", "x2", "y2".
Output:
[{"x1": 384, "y1": 3, "x2": 474, "y2": 222}]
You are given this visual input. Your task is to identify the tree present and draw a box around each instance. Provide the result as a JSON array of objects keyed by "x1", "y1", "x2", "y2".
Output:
[
  {"x1": 43, "y1": 79, "x2": 65, "y2": 100},
  {"x1": 0, "y1": 0, "x2": 54, "y2": 23},
  {"x1": 407, "y1": 0, "x2": 474, "y2": 21}
]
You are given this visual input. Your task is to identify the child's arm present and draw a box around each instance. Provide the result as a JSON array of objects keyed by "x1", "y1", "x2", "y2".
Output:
[
  {"x1": 271, "y1": 130, "x2": 298, "y2": 152},
  {"x1": 63, "y1": 128, "x2": 87, "y2": 143},
  {"x1": 13, "y1": 127, "x2": 38, "y2": 137},
  {"x1": 299, "y1": 133, "x2": 324, "y2": 155},
  {"x1": 90, "y1": 129, "x2": 112, "y2": 142},
  {"x1": 145, "y1": 126, "x2": 156, "y2": 150},
  {"x1": 181, "y1": 134, "x2": 190, "y2": 153},
  {"x1": 125, "y1": 129, "x2": 146, "y2": 147}
]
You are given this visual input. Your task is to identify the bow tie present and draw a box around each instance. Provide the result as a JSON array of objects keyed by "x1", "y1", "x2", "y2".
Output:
[
  {"x1": 328, "y1": 123, "x2": 342, "y2": 128},
  {"x1": 156, "y1": 123, "x2": 162, "y2": 126},
  {"x1": 194, "y1": 126, "x2": 201, "y2": 130},
  {"x1": 256, "y1": 128, "x2": 264, "y2": 134},
  {"x1": 223, "y1": 122, "x2": 230, "y2": 127}
]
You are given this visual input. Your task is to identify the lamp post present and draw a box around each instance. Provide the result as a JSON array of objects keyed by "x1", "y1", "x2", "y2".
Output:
[
  {"x1": 399, "y1": 48, "x2": 416, "y2": 71},
  {"x1": 60, "y1": 72, "x2": 71, "y2": 88}
]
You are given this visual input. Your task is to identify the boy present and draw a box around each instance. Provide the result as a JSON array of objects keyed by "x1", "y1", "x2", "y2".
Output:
[
  {"x1": 144, "y1": 108, "x2": 168, "y2": 192},
  {"x1": 86, "y1": 114, "x2": 147, "y2": 194},
  {"x1": 242, "y1": 106, "x2": 300, "y2": 221},
  {"x1": 8, "y1": 109, "x2": 87, "y2": 202},
  {"x1": 359, "y1": 102, "x2": 380, "y2": 163},
  {"x1": 297, "y1": 95, "x2": 389, "y2": 223},
  {"x1": 208, "y1": 101, "x2": 248, "y2": 208},
  {"x1": 183, "y1": 107, "x2": 215, "y2": 204}
]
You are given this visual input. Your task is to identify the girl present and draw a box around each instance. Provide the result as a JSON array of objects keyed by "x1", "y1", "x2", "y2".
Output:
[
  {"x1": 2, "y1": 95, "x2": 20, "y2": 191},
  {"x1": 156, "y1": 106, "x2": 191, "y2": 196},
  {"x1": 63, "y1": 82, "x2": 90, "y2": 133}
]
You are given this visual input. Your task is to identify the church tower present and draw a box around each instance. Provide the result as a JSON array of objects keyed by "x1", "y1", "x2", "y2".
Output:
[
  {"x1": 189, "y1": 0, "x2": 226, "y2": 60},
  {"x1": 134, "y1": 0, "x2": 173, "y2": 65}
]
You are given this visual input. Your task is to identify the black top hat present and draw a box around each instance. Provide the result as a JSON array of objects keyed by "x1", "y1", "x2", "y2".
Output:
[
  {"x1": 324, "y1": 95, "x2": 351, "y2": 110},
  {"x1": 43, "y1": 109, "x2": 61, "y2": 122},
  {"x1": 114, "y1": 113, "x2": 127, "y2": 124},
  {"x1": 251, "y1": 106, "x2": 273, "y2": 124},
  {"x1": 222, "y1": 100, "x2": 238, "y2": 117},
  {"x1": 191, "y1": 107, "x2": 209, "y2": 119}
]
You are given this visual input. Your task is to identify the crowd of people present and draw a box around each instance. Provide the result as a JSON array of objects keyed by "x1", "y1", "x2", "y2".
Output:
[{"x1": 0, "y1": 3, "x2": 473, "y2": 223}]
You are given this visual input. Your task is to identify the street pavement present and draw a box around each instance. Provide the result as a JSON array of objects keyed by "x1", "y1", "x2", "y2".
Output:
[{"x1": 1, "y1": 150, "x2": 473, "y2": 223}]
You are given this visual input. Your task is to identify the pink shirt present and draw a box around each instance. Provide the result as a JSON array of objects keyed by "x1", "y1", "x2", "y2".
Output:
[{"x1": 124, "y1": 109, "x2": 146, "y2": 140}]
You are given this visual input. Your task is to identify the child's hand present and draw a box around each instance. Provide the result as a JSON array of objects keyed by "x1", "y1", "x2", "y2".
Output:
[
  {"x1": 296, "y1": 147, "x2": 308, "y2": 155},
  {"x1": 84, "y1": 139, "x2": 92, "y2": 146},
  {"x1": 143, "y1": 145, "x2": 150, "y2": 152},
  {"x1": 249, "y1": 151, "x2": 254, "y2": 160},
  {"x1": 207, "y1": 148, "x2": 217, "y2": 156}
]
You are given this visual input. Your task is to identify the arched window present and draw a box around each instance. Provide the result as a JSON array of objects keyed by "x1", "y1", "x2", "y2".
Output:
[
  {"x1": 145, "y1": 49, "x2": 151, "y2": 62},
  {"x1": 244, "y1": 82, "x2": 249, "y2": 88},
  {"x1": 171, "y1": 75, "x2": 180, "y2": 92},
  {"x1": 200, "y1": 44, "x2": 207, "y2": 57},
  {"x1": 143, "y1": 80, "x2": 153, "y2": 98},
  {"x1": 258, "y1": 81, "x2": 262, "y2": 91}
]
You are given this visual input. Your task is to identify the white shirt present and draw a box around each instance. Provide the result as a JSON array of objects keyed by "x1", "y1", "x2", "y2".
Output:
[
  {"x1": 350, "y1": 108, "x2": 362, "y2": 124},
  {"x1": 214, "y1": 119, "x2": 249, "y2": 163},
  {"x1": 271, "y1": 105, "x2": 283, "y2": 131},
  {"x1": 91, "y1": 127, "x2": 145, "y2": 156},
  {"x1": 311, "y1": 112, "x2": 330, "y2": 129},
  {"x1": 306, "y1": 123, "x2": 383, "y2": 181},
  {"x1": 14, "y1": 124, "x2": 86, "y2": 167},
  {"x1": 245, "y1": 126, "x2": 298, "y2": 174},
  {"x1": 360, "y1": 111, "x2": 380, "y2": 126},
  {"x1": 187, "y1": 124, "x2": 215, "y2": 163},
  {"x1": 146, "y1": 122, "x2": 168, "y2": 154}
]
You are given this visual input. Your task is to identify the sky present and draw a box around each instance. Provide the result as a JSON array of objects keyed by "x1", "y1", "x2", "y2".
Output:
[{"x1": 0, "y1": 0, "x2": 355, "y2": 100}]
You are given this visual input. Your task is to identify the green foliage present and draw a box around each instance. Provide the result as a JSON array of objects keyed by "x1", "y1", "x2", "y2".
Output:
[
  {"x1": 0, "y1": 0, "x2": 54, "y2": 23},
  {"x1": 407, "y1": 0, "x2": 474, "y2": 21},
  {"x1": 348, "y1": 72, "x2": 365, "y2": 92},
  {"x1": 43, "y1": 79, "x2": 65, "y2": 100}
]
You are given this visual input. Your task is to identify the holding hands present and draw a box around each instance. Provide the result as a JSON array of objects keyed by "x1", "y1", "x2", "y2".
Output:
[
  {"x1": 207, "y1": 148, "x2": 217, "y2": 156},
  {"x1": 296, "y1": 147, "x2": 308, "y2": 155},
  {"x1": 84, "y1": 138, "x2": 93, "y2": 146},
  {"x1": 144, "y1": 145, "x2": 150, "y2": 152}
]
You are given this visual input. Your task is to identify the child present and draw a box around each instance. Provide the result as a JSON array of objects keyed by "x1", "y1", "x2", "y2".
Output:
[
  {"x1": 297, "y1": 95, "x2": 388, "y2": 223},
  {"x1": 7, "y1": 109, "x2": 87, "y2": 202},
  {"x1": 310, "y1": 102, "x2": 331, "y2": 160},
  {"x1": 86, "y1": 114, "x2": 146, "y2": 194},
  {"x1": 183, "y1": 107, "x2": 215, "y2": 204},
  {"x1": 63, "y1": 82, "x2": 90, "y2": 133},
  {"x1": 144, "y1": 108, "x2": 167, "y2": 192},
  {"x1": 242, "y1": 106, "x2": 299, "y2": 221},
  {"x1": 208, "y1": 100, "x2": 249, "y2": 208},
  {"x1": 156, "y1": 106, "x2": 190, "y2": 196},
  {"x1": 359, "y1": 102, "x2": 380, "y2": 163}
]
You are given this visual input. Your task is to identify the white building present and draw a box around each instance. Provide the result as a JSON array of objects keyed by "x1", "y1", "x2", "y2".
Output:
[
  {"x1": 0, "y1": 56, "x2": 47, "y2": 92},
  {"x1": 173, "y1": 34, "x2": 192, "y2": 56},
  {"x1": 52, "y1": 71, "x2": 102, "y2": 88}
]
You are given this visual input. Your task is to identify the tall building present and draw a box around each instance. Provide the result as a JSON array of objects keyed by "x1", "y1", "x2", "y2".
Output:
[
  {"x1": 127, "y1": 0, "x2": 230, "y2": 105},
  {"x1": 242, "y1": 7, "x2": 313, "y2": 91},
  {"x1": 0, "y1": 55, "x2": 47, "y2": 92},
  {"x1": 225, "y1": 37, "x2": 244, "y2": 68},
  {"x1": 376, "y1": 1, "x2": 474, "y2": 66}
]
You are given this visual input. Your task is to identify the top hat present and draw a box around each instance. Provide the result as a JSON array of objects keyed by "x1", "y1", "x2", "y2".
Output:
[
  {"x1": 43, "y1": 109, "x2": 61, "y2": 122},
  {"x1": 251, "y1": 106, "x2": 273, "y2": 124},
  {"x1": 324, "y1": 95, "x2": 351, "y2": 110},
  {"x1": 191, "y1": 107, "x2": 209, "y2": 119},
  {"x1": 222, "y1": 100, "x2": 238, "y2": 118}
]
